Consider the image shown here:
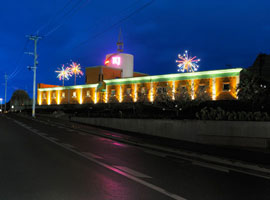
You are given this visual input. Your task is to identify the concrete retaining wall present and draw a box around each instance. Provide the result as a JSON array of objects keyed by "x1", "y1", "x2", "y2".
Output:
[{"x1": 72, "y1": 117, "x2": 270, "y2": 149}]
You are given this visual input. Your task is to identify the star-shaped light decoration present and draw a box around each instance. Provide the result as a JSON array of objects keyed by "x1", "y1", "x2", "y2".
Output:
[
  {"x1": 176, "y1": 50, "x2": 200, "y2": 72},
  {"x1": 55, "y1": 65, "x2": 72, "y2": 86},
  {"x1": 70, "y1": 62, "x2": 83, "y2": 85}
]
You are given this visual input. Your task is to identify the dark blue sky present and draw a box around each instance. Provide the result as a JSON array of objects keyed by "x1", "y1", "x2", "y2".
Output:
[{"x1": 1, "y1": 0, "x2": 270, "y2": 101}]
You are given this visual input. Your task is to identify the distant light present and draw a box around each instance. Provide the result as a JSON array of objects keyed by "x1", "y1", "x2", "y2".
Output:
[{"x1": 11, "y1": 105, "x2": 14, "y2": 109}]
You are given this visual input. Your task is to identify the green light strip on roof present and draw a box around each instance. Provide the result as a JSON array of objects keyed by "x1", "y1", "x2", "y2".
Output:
[
  {"x1": 38, "y1": 68, "x2": 242, "y2": 91},
  {"x1": 38, "y1": 83, "x2": 98, "y2": 92},
  {"x1": 104, "y1": 68, "x2": 242, "y2": 85}
]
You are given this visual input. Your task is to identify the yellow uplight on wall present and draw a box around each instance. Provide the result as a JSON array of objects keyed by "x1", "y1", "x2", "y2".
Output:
[
  {"x1": 134, "y1": 84, "x2": 137, "y2": 102},
  {"x1": 191, "y1": 80, "x2": 195, "y2": 100},
  {"x1": 47, "y1": 91, "x2": 51, "y2": 105},
  {"x1": 172, "y1": 81, "x2": 175, "y2": 100},
  {"x1": 57, "y1": 90, "x2": 60, "y2": 105},
  {"x1": 94, "y1": 91, "x2": 97, "y2": 104},
  {"x1": 212, "y1": 78, "x2": 216, "y2": 100},
  {"x1": 39, "y1": 92, "x2": 42, "y2": 105},
  {"x1": 119, "y1": 85, "x2": 122, "y2": 103},
  {"x1": 149, "y1": 82, "x2": 154, "y2": 102}
]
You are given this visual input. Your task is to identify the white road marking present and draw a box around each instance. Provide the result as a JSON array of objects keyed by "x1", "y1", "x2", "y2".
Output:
[
  {"x1": 193, "y1": 161, "x2": 229, "y2": 173},
  {"x1": 48, "y1": 137, "x2": 59, "y2": 141},
  {"x1": 230, "y1": 168, "x2": 270, "y2": 180},
  {"x1": 11, "y1": 117, "x2": 270, "y2": 180},
  {"x1": 60, "y1": 143, "x2": 75, "y2": 149},
  {"x1": 82, "y1": 152, "x2": 103, "y2": 159},
  {"x1": 37, "y1": 132, "x2": 47, "y2": 136},
  {"x1": 113, "y1": 165, "x2": 152, "y2": 179},
  {"x1": 13, "y1": 119, "x2": 187, "y2": 200}
]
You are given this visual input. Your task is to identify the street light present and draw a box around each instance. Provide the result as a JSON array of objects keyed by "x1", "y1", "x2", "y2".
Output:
[{"x1": 0, "y1": 98, "x2": 2, "y2": 113}]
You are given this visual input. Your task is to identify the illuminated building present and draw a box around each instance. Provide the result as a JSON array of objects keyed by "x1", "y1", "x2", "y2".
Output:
[
  {"x1": 38, "y1": 67, "x2": 242, "y2": 105},
  {"x1": 37, "y1": 33, "x2": 242, "y2": 105}
]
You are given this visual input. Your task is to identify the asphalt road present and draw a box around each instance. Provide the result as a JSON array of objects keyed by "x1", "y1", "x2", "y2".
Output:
[{"x1": 0, "y1": 114, "x2": 269, "y2": 200}]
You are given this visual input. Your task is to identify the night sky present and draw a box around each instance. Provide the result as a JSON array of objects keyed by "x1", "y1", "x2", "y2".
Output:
[{"x1": 1, "y1": 0, "x2": 270, "y2": 101}]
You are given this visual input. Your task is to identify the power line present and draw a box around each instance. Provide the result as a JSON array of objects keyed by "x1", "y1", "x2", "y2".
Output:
[
  {"x1": 8, "y1": 40, "x2": 30, "y2": 80},
  {"x1": 45, "y1": 0, "x2": 92, "y2": 37},
  {"x1": 35, "y1": 0, "x2": 74, "y2": 34},
  {"x1": 74, "y1": 0, "x2": 155, "y2": 49},
  {"x1": 93, "y1": 0, "x2": 155, "y2": 38},
  {"x1": 84, "y1": 0, "x2": 143, "y2": 36}
]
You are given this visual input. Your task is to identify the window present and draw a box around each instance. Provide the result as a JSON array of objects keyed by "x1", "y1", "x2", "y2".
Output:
[
  {"x1": 223, "y1": 83, "x2": 230, "y2": 91},
  {"x1": 126, "y1": 88, "x2": 131, "y2": 95},
  {"x1": 52, "y1": 92, "x2": 56, "y2": 99},
  {"x1": 86, "y1": 90, "x2": 91, "y2": 97},
  {"x1": 72, "y1": 91, "x2": 77, "y2": 98},
  {"x1": 111, "y1": 89, "x2": 116, "y2": 96},
  {"x1": 198, "y1": 85, "x2": 206, "y2": 93},
  {"x1": 62, "y1": 92, "x2": 65, "y2": 98},
  {"x1": 42, "y1": 93, "x2": 46, "y2": 99},
  {"x1": 141, "y1": 87, "x2": 146, "y2": 94},
  {"x1": 157, "y1": 87, "x2": 167, "y2": 94},
  {"x1": 181, "y1": 85, "x2": 187, "y2": 90}
]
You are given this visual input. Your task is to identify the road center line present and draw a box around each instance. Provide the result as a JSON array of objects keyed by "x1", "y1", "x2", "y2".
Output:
[
  {"x1": 113, "y1": 165, "x2": 152, "y2": 178},
  {"x1": 82, "y1": 152, "x2": 103, "y2": 159}
]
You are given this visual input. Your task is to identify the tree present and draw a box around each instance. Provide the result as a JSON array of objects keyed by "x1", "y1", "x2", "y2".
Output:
[
  {"x1": 10, "y1": 90, "x2": 31, "y2": 110},
  {"x1": 237, "y1": 69, "x2": 268, "y2": 101}
]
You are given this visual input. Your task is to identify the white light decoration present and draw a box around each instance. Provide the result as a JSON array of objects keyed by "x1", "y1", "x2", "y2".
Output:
[
  {"x1": 119, "y1": 85, "x2": 122, "y2": 103},
  {"x1": 105, "y1": 86, "x2": 108, "y2": 103},
  {"x1": 172, "y1": 81, "x2": 175, "y2": 100},
  {"x1": 134, "y1": 84, "x2": 137, "y2": 102},
  {"x1": 150, "y1": 82, "x2": 154, "y2": 102},
  {"x1": 212, "y1": 78, "x2": 216, "y2": 100},
  {"x1": 94, "y1": 90, "x2": 97, "y2": 104},
  {"x1": 55, "y1": 65, "x2": 72, "y2": 86},
  {"x1": 48, "y1": 91, "x2": 51, "y2": 105},
  {"x1": 57, "y1": 90, "x2": 60, "y2": 105},
  {"x1": 191, "y1": 80, "x2": 195, "y2": 100},
  {"x1": 39, "y1": 93, "x2": 42, "y2": 105},
  {"x1": 176, "y1": 50, "x2": 200, "y2": 72},
  {"x1": 79, "y1": 88, "x2": 83, "y2": 104}
]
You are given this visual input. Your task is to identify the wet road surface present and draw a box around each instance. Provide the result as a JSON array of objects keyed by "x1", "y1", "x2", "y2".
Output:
[{"x1": 0, "y1": 114, "x2": 269, "y2": 200}]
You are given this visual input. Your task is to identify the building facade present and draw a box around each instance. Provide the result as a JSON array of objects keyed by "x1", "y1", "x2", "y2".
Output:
[{"x1": 37, "y1": 68, "x2": 242, "y2": 105}]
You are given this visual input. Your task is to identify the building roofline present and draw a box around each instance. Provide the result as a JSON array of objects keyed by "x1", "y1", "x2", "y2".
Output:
[
  {"x1": 104, "y1": 68, "x2": 243, "y2": 85},
  {"x1": 38, "y1": 68, "x2": 243, "y2": 91}
]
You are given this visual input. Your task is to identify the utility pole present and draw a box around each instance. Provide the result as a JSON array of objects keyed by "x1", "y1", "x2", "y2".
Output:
[
  {"x1": 4, "y1": 73, "x2": 8, "y2": 112},
  {"x1": 26, "y1": 35, "x2": 42, "y2": 118}
]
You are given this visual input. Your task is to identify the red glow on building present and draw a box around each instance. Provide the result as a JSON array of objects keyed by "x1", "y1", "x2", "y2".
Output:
[{"x1": 105, "y1": 60, "x2": 110, "y2": 65}]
